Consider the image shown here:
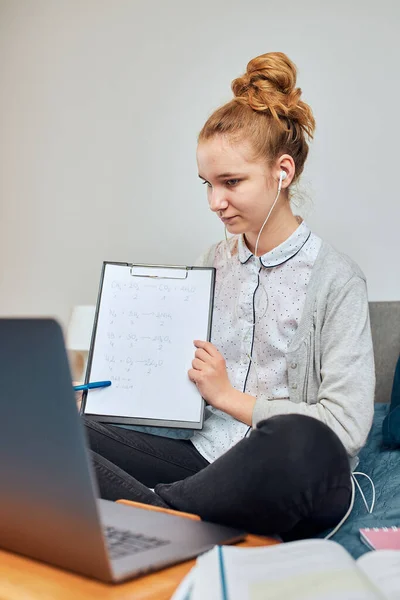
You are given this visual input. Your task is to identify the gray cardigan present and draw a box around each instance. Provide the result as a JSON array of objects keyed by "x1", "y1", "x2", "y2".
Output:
[{"x1": 199, "y1": 240, "x2": 375, "y2": 460}]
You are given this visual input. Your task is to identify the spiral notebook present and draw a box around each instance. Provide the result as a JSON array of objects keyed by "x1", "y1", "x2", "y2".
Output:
[
  {"x1": 359, "y1": 527, "x2": 400, "y2": 551},
  {"x1": 82, "y1": 262, "x2": 215, "y2": 429}
]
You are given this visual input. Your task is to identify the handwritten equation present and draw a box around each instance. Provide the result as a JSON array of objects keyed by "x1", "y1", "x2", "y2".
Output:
[
  {"x1": 97, "y1": 275, "x2": 199, "y2": 389},
  {"x1": 110, "y1": 280, "x2": 197, "y2": 304}
]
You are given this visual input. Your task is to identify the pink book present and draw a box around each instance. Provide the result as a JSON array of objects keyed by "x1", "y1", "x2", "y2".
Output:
[{"x1": 359, "y1": 526, "x2": 400, "y2": 550}]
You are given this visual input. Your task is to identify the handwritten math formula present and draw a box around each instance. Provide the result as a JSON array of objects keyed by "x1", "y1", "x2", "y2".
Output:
[{"x1": 100, "y1": 273, "x2": 197, "y2": 389}]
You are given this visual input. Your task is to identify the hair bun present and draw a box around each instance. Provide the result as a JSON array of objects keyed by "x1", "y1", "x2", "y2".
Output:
[{"x1": 231, "y1": 52, "x2": 315, "y2": 138}]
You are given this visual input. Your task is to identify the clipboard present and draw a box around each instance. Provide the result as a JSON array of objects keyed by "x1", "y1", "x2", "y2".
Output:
[{"x1": 82, "y1": 262, "x2": 215, "y2": 429}]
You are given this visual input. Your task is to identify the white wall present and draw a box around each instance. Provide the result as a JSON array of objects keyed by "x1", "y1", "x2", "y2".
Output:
[{"x1": 1, "y1": 0, "x2": 399, "y2": 329}]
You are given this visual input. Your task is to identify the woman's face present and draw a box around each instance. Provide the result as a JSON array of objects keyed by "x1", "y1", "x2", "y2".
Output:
[{"x1": 196, "y1": 136, "x2": 277, "y2": 236}]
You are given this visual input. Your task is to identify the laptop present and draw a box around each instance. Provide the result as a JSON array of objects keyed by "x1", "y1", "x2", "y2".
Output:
[{"x1": 0, "y1": 318, "x2": 245, "y2": 583}]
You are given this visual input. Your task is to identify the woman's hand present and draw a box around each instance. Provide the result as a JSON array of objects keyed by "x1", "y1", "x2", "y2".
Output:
[
  {"x1": 188, "y1": 340, "x2": 233, "y2": 409},
  {"x1": 73, "y1": 382, "x2": 83, "y2": 411}
]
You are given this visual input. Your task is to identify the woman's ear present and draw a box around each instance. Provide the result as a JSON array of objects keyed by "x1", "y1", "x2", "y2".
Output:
[{"x1": 277, "y1": 154, "x2": 295, "y2": 187}]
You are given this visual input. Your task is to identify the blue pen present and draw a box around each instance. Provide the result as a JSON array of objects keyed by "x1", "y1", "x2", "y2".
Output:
[{"x1": 73, "y1": 380, "x2": 112, "y2": 392}]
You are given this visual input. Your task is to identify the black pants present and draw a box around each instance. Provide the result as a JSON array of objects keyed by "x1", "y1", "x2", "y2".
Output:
[{"x1": 84, "y1": 414, "x2": 352, "y2": 541}]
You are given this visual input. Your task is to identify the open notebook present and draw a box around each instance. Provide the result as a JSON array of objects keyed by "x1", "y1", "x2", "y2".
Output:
[{"x1": 172, "y1": 539, "x2": 400, "y2": 600}]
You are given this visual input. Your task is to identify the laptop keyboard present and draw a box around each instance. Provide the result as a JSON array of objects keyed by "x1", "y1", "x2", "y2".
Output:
[{"x1": 104, "y1": 525, "x2": 170, "y2": 560}]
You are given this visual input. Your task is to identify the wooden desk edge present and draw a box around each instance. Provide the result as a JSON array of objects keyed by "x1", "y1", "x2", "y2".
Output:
[{"x1": 0, "y1": 534, "x2": 279, "y2": 600}]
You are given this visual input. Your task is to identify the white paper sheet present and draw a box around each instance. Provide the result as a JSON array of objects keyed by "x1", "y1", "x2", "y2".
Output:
[{"x1": 84, "y1": 264, "x2": 214, "y2": 424}]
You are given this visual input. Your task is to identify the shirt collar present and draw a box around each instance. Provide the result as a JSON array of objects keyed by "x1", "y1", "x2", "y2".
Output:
[{"x1": 237, "y1": 220, "x2": 311, "y2": 267}]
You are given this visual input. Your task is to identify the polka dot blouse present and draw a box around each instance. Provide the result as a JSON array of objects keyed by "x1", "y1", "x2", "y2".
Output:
[{"x1": 191, "y1": 220, "x2": 322, "y2": 463}]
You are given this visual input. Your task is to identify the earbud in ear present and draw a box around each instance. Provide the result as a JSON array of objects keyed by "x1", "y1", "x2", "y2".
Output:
[{"x1": 280, "y1": 170, "x2": 287, "y2": 181}]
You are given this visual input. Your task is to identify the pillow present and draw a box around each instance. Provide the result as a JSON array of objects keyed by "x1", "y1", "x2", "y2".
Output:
[{"x1": 382, "y1": 355, "x2": 400, "y2": 447}]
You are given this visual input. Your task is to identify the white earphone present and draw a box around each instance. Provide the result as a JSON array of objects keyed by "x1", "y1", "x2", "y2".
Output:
[
  {"x1": 221, "y1": 167, "x2": 289, "y2": 439},
  {"x1": 278, "y1": 170, "x2": 287, "y2": 191},
  {"x1": 254, "y1": 170, "x2": 287, "y2": 257}
]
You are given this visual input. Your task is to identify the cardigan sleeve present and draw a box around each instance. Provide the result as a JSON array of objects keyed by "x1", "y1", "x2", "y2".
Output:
[
  {"x1": 194, "y1": 242, "x2": 219, "y2": 268},
  {"x1": 252, "y1": 276, "x2": 375, "y2": 457}
]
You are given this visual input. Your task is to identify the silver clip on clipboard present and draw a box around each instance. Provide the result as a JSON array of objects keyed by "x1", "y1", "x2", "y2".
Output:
[{"x1": 130, "y1": 264, "x2": 189, "y2": 280}]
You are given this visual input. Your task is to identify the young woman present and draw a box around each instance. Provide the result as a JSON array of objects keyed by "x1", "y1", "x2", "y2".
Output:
[{"x1": 83, "y1": 51, "x2": 375, "y2": 540}]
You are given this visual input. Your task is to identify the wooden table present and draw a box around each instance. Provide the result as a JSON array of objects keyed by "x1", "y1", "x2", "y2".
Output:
[{"x1": 0, "y1": 535, "x2": 278, "y2": 600}]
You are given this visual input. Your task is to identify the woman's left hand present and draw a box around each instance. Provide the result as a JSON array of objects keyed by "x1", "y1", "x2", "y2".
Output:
[{"x1": 188, "y1": 340, "x2": 233, "y2": 409}]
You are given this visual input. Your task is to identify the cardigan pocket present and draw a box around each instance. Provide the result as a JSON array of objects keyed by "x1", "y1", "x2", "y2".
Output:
[
  {"x1": 305, "y1": 312, "x2": 319, "y2": 403},
  {"x1": 302, "y1": 331, "x2": 311, "y2": 402}
]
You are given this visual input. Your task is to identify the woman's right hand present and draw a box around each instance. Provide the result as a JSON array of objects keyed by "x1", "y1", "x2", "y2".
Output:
[{"x1": 73, "y1": 382, "x2": 83, "y2": 410}]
